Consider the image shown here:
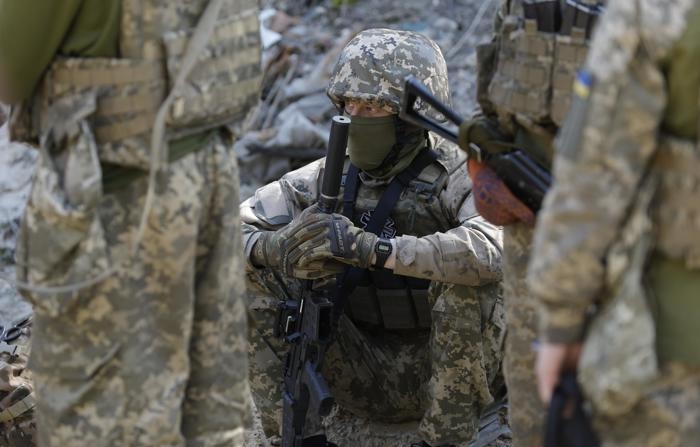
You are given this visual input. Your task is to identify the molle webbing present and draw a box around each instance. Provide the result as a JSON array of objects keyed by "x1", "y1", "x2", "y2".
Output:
[
  {"x1": 23, "y1": 0, "x2": 261, "y2": 170},
  {"x1": 489, "y1": 1, "x2": 602, "y2": 134},
  {"x1": 489, "y1": 19, "x2": 555, "y2": 123},
  {"x1": 551, "y1": 28, "x2": 588, "y2": 124},
  {"x1": 44, "y1": 57, "x2": 167, "y2": 150}
]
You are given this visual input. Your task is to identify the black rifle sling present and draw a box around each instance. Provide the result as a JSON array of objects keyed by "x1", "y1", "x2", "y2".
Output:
[
  {"x1": 545, "y1": 373, "x2": 600, "y2": 447},
  {"x1": 333, "y1": 147, "x2": 438, "y2": 322},
  {"x1": 342, "y1": 163, "x2": 360, "y2": 220}
]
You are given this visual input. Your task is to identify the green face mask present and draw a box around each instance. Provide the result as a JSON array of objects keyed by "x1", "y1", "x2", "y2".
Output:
[{"x1": 347, "y1": 115, "x2": 396, "y2": 171}]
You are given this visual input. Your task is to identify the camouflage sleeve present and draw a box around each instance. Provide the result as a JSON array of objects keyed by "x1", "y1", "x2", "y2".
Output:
[
  {"x1": 240, "y1": 158, "x2": 324, "y2": 262},
  {"x1": 393, "y1": 165, "x2": 503, "y2": 286},
  {"x1": 527, "y1": 0, "x2": 691, "y2": 343}
]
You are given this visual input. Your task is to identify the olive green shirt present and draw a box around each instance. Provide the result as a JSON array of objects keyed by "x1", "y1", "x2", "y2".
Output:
[{"x1": 0, "y1": 0, "x2": 119, "y2": 103}]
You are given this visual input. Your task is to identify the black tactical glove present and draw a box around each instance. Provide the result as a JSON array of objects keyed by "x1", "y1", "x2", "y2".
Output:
[
  {"x1": 251, "y1": 206, "x2": 347, "y2": 279},
  {"x1": 251, "y1": 205, "x2": 326, "y2": 269},
  {"x1": 287, "y1": 213, "x2": 378, "y2": 270}
]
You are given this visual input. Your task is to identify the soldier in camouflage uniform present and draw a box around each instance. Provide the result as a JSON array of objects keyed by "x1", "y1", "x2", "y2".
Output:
[
  {"x1": 0, "y1": 314, "x2": 34, "y2": 447},
  {"x1": 459, "y1": 2, "x2": 605, "y2": 445},
  {"x1": 0, "y1": 0, "x2": 261, "y2": 445},
  {"x1": 528, "y1": 0, "x2": 700, "y2": 445},
  {"x1": 242, "y1": 29, "x2": 506, "y2": 447}
]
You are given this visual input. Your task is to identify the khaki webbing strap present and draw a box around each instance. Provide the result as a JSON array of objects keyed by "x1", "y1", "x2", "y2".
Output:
[
  {"x1": 553, "y1": 72, "x2": 575, "y2": 90},
  {"x1": 95, "y1": 113, "x2": 156, "y2": 143},
  {"x1": 524, "y1": 18, "x2": 537, "y2": 34},
  {"x1": 133, "y1": 0, "x2": 226, "y2": 262},
  {"x1": 51, "y1": 62, "x2": 163, "y2": 87},
  {"x1": 0, "y1": 393, "x2": 36, "y2": 424},
  {"x1": 97, "y1": 92, "x2": 164, "y2": 117}
]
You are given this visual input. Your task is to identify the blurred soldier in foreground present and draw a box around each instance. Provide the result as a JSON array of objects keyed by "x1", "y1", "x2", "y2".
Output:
[
  {"x1": 0, "y1": 0, "x2": 261, "y2": 445},
  {"x1": 529, "y1": 0, "x2": 700, "y2": 445},
  {"x1": 458, "y1": 1, "x2": 605, "y2": 445},
  {"x1": 242, "y1": 29, "x2": 506, "y2": 447}
]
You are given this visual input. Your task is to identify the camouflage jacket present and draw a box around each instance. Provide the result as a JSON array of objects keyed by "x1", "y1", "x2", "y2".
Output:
[
  {"x1": 528, "y1": 0, "x2": 700, "y2": 343},
  {"x1": 241, "y1": 139, "x2": 503, "y2": 287}
]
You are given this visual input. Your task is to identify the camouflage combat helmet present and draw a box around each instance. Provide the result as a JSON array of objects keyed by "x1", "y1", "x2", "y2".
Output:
[{"x1": 327, "y1": 28, "x2": 451, "y2": 119}]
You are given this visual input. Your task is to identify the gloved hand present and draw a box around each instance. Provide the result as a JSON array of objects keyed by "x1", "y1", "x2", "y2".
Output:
[
  {"x1": 468, "y1": 158, "x2": 535, "y2": 226},
  {"x1": 251, "y1": 205, "x2": 327, "y2": 269},
  {"x1": 287, "y1": 213, "x2": 378, "y2": 270}
]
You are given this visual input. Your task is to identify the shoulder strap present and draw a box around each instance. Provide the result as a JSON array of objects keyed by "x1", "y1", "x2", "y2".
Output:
[{"x1": 342, "y1": 164, "x2": 361, "y2": 219}]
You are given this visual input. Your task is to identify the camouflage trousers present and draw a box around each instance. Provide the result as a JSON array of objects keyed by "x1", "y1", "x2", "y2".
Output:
[
  {"x1": 17, "y1": 134, "x2": 249, "y2": 447},
  {"x1": 502, "y1": 223, "x2": 543, "y2": 447},
  {"x1": 590, "y1": 362, "x2": 700, "y2": 447},
  {"x1": 247, "y1": 270, "x2": 505, "y2": 447}
]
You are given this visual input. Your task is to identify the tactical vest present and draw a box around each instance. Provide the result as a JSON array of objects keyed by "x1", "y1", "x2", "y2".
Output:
[
  {"x1": 487, "y1": 0, "x2": 604, "y2": 163},
  {"x1": 10, "y1": 0, "x2": 261, "y2": 170},
  {"x1": 341, "y1": 148, "x2": 460, "y2": 331}
]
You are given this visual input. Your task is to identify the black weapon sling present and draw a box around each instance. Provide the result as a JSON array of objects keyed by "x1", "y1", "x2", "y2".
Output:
[
  {"x1": 333, "y1": 147, "x2": 437, "y2": 323},
  {"x1": 545, "y1": 373, "x2": 600, "y2": 447}
]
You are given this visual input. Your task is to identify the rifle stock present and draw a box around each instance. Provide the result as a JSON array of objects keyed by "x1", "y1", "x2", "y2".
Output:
[
  {"x1": 280, "y1": 115, "x2": 349, "y2": 447},
  {"x1": 399, "y1": 75, "x2": 552, "y2": 211}
]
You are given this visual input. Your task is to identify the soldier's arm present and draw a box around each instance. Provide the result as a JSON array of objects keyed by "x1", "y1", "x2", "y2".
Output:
[
  {"x1": 391, "y1": 166, "x2": 503, "y2": 287},
  {"x1": 240, "y1": 158, "x2": 325, "y2": 266},
  {"x1": 527, "y1": 0, "x2": 679, "y2": 343},
  {"x1": 0, "y1": 0, "x2": 84, "y2": 103}
]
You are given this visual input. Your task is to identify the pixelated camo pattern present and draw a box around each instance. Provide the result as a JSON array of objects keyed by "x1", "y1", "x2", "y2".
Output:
[
  {"x1": 243, "y1": 144, "x2": 505, "y2": 445},
  {"x1": 529, "y1": 0, "x2": 700, "y2": 445},
  {"x1": 16, "y1": 121, "x2": 249, "y2": 446},
  {"x1": 246, "y1": 272, "x2": 505, "y2": 447},
  {"x1": 327, "y1": 28, "x2": 451, "y2": 119}
]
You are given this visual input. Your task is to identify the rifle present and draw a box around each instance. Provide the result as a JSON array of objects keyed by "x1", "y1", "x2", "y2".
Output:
[
  {"x1": 399, "y1": 75, "x2": 551, "y2": 212},
  {"x1": 278, "y1": 115, "x2": 350, "y2": 447}
]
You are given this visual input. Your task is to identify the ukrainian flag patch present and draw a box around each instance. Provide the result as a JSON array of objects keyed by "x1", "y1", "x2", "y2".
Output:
[{"x1": 573, "y1": 70, "x2": 593, "y2": 99}]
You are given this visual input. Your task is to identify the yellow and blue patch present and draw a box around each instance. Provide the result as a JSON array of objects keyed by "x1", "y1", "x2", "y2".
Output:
[{"x1": 573, "y1": 70, "x2": 593, "y2": 99}]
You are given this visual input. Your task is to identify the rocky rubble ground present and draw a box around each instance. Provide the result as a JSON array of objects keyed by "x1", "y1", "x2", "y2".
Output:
[
  {"x1": 237, "y1": 0, "x2": 497, "y2": 200},
  {"x1": 0, "y1": 0, "x2": 508, "y2": 445}
]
